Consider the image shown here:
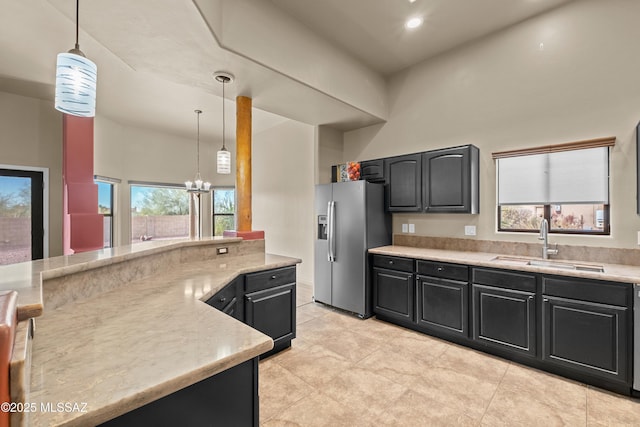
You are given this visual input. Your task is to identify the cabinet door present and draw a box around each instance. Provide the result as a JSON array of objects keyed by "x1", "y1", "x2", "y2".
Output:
[
  {"x1": 245, "y1": 283, "x2": 296, "y2": 348},
  {"x1": 385, "y1": 154, "x2": 422, "y2": 211},
  {"x1": 542, "y1": 296, "x2": 629, "y2": 384},
  {"x1": 417, "y1": 276, "x2": 468, "y2": 338},
  {"x1": 360, "y1": 159, "x2": 385, "y2": 182},
  {"x1": 472, "y1": 284, "x2": 536, "y2": 357},
  {"x1": 422, "y1": 145, "x2": 479, "y2": 213},
  {"x1": 372, "y1": 267, "x2": 414, "y2": 323}
]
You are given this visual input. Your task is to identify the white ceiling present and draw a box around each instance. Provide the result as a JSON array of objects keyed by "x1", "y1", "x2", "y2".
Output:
[
  {"x1": 0, "y1": 0, "x2": 576, "y2": 141},
  {"x1": 270, "y1": 0, "x2": 576, "y2": 76}
]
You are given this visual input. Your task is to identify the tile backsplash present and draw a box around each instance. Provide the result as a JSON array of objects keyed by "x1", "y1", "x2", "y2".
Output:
[{"x1": 394, "y1": 235, "x2": 640, "y2": 266}]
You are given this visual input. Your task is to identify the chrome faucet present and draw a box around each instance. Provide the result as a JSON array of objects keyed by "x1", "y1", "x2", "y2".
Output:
[{"x1": 538, "y1": 218, "x2": 558, "y2": 259}]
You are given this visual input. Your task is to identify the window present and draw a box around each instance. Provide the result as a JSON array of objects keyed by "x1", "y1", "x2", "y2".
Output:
[
  {"x1": 130, "y1": 183, "x2": 189, "y2": 243},
  {"x1": 495, "y1": 139, "x2": 612, "y2": 235},
  {"x1": 212, "y1": 187, "x2": 235, "y2": 236},
  {"x1": 96, "y1": 179, "x2": 115, "y2": 248}
]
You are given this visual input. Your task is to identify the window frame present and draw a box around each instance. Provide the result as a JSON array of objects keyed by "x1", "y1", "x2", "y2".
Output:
[
  {"x1": 212, "y1": 187, "x2": 236, "y2": 237},
  {"x1": 493, "y1": 137, "x2": 614, "y2": 236},
  {"x1": 95, "y1": 176, "x2": 117, "y2": 248}
]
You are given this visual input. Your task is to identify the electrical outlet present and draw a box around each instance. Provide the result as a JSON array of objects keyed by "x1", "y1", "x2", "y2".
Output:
[
  {"x1": 637, "y1": 231, "x2": 640, "y2": 245},
  {"x1": 402, "y1": 224, "x2": 408, "y2": 233},
  {"x1": 465, "y1": 225, "x2": 476, "y2": 236},
  {"x1": 408, "y1": 224, "x2": 415, "y2": 233}
]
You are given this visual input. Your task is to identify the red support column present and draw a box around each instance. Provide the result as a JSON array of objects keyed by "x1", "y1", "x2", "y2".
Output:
[{"x1": 62, "y1": 115, "x2": 103, "y2": 254}]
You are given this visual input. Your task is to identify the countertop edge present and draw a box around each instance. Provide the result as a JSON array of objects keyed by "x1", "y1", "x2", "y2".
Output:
[
  {"x1": 369, "y1": 245, "x2": 640, "y2": 283},
  {"x1": 79, "y1": 337, "x2": 274, "y2": 427}
]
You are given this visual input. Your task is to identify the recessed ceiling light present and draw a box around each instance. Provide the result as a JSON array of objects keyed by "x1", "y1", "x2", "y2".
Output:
[
  {"x1": 408, "y1": 0, "x2": 417, "y2": 3},
  {"x1": 405, "y1": 17, "x2": 423, "y2": 29}
]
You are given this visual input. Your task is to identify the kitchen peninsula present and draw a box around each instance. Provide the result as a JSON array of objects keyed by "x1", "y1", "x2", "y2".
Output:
[{"x1": 2, "y1": 237, "x2": 300, "y2": 426}]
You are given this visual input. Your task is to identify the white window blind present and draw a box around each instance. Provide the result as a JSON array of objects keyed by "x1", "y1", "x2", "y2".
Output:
[{"x1": 497, "y1": 147, "x2": 609, "y2": 205}]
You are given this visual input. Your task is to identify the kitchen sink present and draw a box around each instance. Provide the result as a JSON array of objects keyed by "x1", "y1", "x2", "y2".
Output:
[{"x1": 491, "y1": 256, "x2": 605, "y2": 273}]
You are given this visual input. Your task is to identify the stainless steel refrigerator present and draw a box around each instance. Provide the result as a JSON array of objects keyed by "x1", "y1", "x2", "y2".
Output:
[{"x1": 314, "y1": 180, "x2": 391, "y2": 318}]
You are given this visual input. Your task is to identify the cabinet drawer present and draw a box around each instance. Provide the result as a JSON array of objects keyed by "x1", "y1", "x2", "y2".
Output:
[
  {"x1": 245, "y1": 266, "x2": 296, "y2": 293},
  {"x1": 472, "y1": 267, "x2": 536, "y2": 293},
  {"x1": 372, "y1": 255, "x2": 414, "y2": 272},
  {"x1": 416, "y1": 260, "x2": 468, "y2": 281},
  {"x1": 542, "y1": 276, "x2": 631, "y2": 307},
  {"x1": 206, "y1": 281, "x2": 239, "y2": 311}
]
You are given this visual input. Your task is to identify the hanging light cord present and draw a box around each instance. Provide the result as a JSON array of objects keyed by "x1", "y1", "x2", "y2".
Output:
[
  {"x1": 221, "y1": 79, "x2": 226, "y2": 151},
  {"x1": 196, "y1": 110, "x2": 202, "y2": 174},
  {"x1": 74, "y1": 0, "x2": 80, "y2": 50}
]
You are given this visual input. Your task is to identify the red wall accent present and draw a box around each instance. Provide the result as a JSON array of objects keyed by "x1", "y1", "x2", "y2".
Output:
[{"x1": 62, "y1": 115, "x2": 103, "y2": 255}]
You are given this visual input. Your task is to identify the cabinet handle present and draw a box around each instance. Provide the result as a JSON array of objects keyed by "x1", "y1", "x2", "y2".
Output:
[
  {"x1": 543, "y1": 298, "x2": 549, "y2": 302},
  {"x1": 219, "y1": 297, "x2": 226, "y2": 303},
  {"x1": 437, "y1": 267, "x2": 444, "y2": 272},
  {"x1": 388, "y1": 260, "x2": 394, "y2": 265},
  {"x1": 246, "y1": 296, "x2": 252, "y2": 302},
  {"x1": 528, "y1": 295, "x2": 534, "y2": 300}
]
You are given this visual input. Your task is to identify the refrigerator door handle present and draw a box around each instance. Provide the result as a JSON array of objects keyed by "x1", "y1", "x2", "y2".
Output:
[{"x1": 327, "y1": 201, "x2": 336, "y2": 262}]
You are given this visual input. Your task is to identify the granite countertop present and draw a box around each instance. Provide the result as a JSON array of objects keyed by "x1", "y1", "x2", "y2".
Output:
[
  {"x1": 16, "y1": 245, "x2": 299, "y2": 426},
  {"x1": 0, "y1": 237, "x2": 244, "y2": 321},
  {"x1": 370, "y1": 245, "x2": 640, "y2": 284}
]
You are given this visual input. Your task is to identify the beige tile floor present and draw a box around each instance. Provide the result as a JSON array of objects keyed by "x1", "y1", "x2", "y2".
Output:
[{"x1": 259, "y1": 283, "x2": 640, "y2": 426}]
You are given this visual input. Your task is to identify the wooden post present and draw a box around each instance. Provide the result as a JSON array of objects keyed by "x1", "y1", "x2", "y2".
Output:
[{"x1": 236, "y1": 96, "x2": 252, "y2": 232}]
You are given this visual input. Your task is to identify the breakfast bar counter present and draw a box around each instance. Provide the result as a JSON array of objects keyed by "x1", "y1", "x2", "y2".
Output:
[{"x1": 2, "y1": 238, "x2": 300, "y2": 426}]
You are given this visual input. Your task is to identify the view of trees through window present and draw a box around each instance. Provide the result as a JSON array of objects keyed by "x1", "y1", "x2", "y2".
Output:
[
  {"x1": 97, "y1": 181, "x2": 113, "y2": 248},
  {"x1": 213, "y1": 188, "x2": 235, "y2": 236},
  {"x1": 499, "y1": 204, "x2": 607, "y2": 233},
  {"x1": 0, "y1": 175, "x2": 31, "y2": 265},
  {"x1": 131, "y1": 185, "x2": 189, "y2": 242}
]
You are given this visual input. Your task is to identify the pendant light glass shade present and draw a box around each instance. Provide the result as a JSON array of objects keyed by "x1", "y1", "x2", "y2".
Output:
[
  {"x1": 214, "y1": 71, "x2": 234, "y2": 175},
  {"x1": 55, "y1": 52, "x2": 97, "y2": 117},
  {"x1": 217, "y1": 148, "x2": 231, "y2": 174},
  {"x1": 54, "y1": 0, "x2": 97, "y2": 117}
]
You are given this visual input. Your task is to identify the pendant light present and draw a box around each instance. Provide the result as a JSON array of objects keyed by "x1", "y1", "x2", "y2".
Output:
[
  {"x1": 214, "y1": 72, "x2": 234, "y2": 174},
  {"x1": 185, "y1": 110, "x2": 211, "y2": 193},
  {"x1": 55, "y1": 0, "x2": 97, "y2": 117}
]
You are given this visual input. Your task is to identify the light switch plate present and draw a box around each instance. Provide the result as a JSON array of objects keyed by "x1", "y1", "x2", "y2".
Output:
[
  {"x1": 465, "y1": 225, "x2": 476, "y2": 236},
  {"x1": 408, "y1": 224, "x2": 415, "y2": 233},
  {"x1": 637, "y1": 231, "x2": 640, "y2": 245},
  {"x1": 402, "y1": 224, "x2": 408, "y2": 233}
]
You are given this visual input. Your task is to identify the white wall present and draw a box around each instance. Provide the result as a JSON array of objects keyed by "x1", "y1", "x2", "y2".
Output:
[
  {"x1": 253, "y1": 120, "x2": 315, "y2": 285},
  {"x1": 315, "y1": 125, "x2": 344, "y2": 185},
  {"x1": 344, "y1": 0, "x2": 640, "y2": 249},
  {"x1": 0, "y1": 91, "x2": 63, "y2": 256}
]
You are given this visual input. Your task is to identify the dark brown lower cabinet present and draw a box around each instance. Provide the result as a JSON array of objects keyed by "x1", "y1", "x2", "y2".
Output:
[
  {"x1": 372, "y1": 266, "x2": 414, "y2": 324},
  {"x1": 417, "y1": 276, "x2": 468, "y2": 338},
  {"x1": 245, "y1": 283, "x2": 296, "y2": 357},
  {"x1": 472, "y1": 284, "x2": 537, "y2": 357},
  {"x1": 99, "y1": 358, "x2": 259, "y2": 427},
  {"x1": 207, "y1": 266, "x2": 297, "y2": 358},
  {"x1": 370, "y1": 254, "x2": 634, "y2": 395},
  {"x1": 542, "y1": 296, "x2": 629, "y2": 384}
]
